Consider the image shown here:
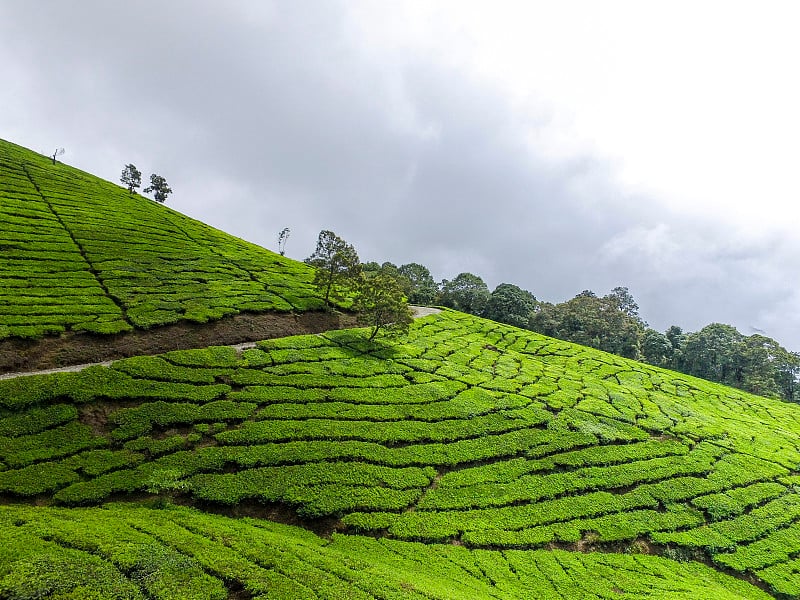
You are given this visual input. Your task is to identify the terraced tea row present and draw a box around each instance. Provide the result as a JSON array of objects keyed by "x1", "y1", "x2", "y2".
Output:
[
  {"x1": 1, "y1": 310, "x2": 799, "y2": 596},
  {"x1": 0, "y1": 149, "x2": 128, "y2": 338},
  {"x1": 0, "y1": 504, "x2": 768, "y2": 599},
  {"x1": 0, "y1": 138, "x2": 322, "y2": 339}
]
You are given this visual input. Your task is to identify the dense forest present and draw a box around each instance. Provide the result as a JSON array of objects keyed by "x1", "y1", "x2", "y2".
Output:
[{"x1": 363, "y1": 262, "x2": 800, "y2": 403}]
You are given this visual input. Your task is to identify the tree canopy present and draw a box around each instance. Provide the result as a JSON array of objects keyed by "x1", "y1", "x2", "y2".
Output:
[
  {"x1": 483, "y1": 283, "x2": 537, "y2": 328},
  {"x1": 439, "y1": 272, "x2": 490, "y2": 315},
  {"x1": 120, "y1": 164, "x2": 142, "y2": 194},
  {"x1": 675, "y1": 324, "x2": 800, "y2": 400},
  {"x1": 144, "y1": 174, "x2": 172, "y2": 203},
  {"x1": 354, "y1": 266, "x2": 414, "y2": 341},
  {"x1": 529, "y1": 290, "x2": 645, "y2": 359},
  {"x1": 398, "y1": 263, "x2": 438, "y2": 305},
  {"x1": 305, "y1": 230, "x2": 361, "y2": 307}
]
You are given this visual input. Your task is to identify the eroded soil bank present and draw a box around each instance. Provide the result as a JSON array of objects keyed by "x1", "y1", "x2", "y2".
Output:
[{"x1": 0, "y1": 311, "x2": 359, "y2": 374}]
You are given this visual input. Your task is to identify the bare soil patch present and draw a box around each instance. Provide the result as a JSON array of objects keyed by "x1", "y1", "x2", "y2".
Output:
[{"x1": 0, "y1": 310, "x2": 358, "y2": 375}]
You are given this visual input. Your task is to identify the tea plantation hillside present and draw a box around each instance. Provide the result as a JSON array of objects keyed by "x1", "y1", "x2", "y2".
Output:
[
  {"x1": 0, "y1": 504, "x2": 767, "y2": 599},
  {"x1": 1, "y1": 310, "x2": 799, "y2": 597},
  {"x1": 0, "y1": 138, "x2": 322, "y2": 340}
]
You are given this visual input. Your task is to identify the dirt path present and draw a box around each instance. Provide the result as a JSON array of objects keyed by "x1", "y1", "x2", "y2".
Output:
[
  {"x1": 0, "y1": 307, "x2": 441, "y2": 380},
  {"x1": 411, "y1": 306, "x2": 442, "y2": 318},
  {"x1": 0, "y1": 361, "x2": 115, "y2": 380},
  {"x1": 0, "y1": 310, "x2": 357, "y2": 377},
  {"x1": 0, "y1": 341, "x2": 261, "y2": 381}
]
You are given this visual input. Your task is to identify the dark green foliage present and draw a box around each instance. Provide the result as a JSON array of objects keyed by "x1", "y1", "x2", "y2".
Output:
[
  {"x1": 120, "y1": 163, "x2": 141, "y2": 194},
  {"x1": 483, "y1": 283, "x2": 537, "y2": 328},
  {"x1": 679, "y1": 323, "x2": 745, "y2": 385},
  {"x1": 305, "y1": 229, "x2": 361, "y2": 307},
  {"x1": 641, "y1": 328, "x2": 673, "y2": 367},
  {"x1": 675, "y1": 325, "x2": 800, "y2": 400},
  {"x1": 529, "y1": 289, "x2": 645, "y2": 359},
  {"x1": 353, "y1": 265, "x2": 414, "y2": 341},
  {"x1": 142, "y1": 173, "x2": 172, "y2": 203},
  {"x1": 439, "y1": 272, "x2": 490, "y2": 315},
  {"x1": 398, "y1": 262, "x2": 439, "y2": 305}
]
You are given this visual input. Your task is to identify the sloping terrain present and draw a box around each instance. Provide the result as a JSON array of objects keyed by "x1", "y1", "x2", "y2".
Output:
[
  {"x1": 0, "y1": 138, "x2": 322, "y2": 341},
  {"x1": 0, "y1": 504, "x2": 765, "y2": 600},
  {"x1": 1, "y1": 310, "x2": 799, "y2": 597}
]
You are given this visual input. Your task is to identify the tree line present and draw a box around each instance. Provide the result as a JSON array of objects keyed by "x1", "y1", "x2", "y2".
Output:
[{"x1": 351, "y1": 256, "x2": 799, "y2": 403}]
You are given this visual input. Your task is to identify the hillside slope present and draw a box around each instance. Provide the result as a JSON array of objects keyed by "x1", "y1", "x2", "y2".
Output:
[
  {"x1": 1, "y1": 310, "x2": 799, "y2": 597},
  {"x1": 0, "y1": 138, "x2": 322, "y2": 341},
  {"x1": 0, "y1": 503, "x2": 767, "y2": 600}
]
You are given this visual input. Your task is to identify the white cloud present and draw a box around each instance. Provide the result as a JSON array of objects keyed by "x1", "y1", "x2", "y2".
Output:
[{"x1": 349, "y1": 1, "x2": 800, "y2": 236}]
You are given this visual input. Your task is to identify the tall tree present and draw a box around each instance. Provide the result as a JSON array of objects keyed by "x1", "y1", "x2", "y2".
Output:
[
  {"x1": 439, "y1": 272, "x2": 490, "y2": 315},
  {"x1": 641, "y1": 328, "x2": 673, "y2": 367},
  {"x1": 144, "y1": 174, "x2": 172, "y2": 203},
  {"x1": 398, "y1": 263, "x2": 438, "y2": 305},
  {"x1": 305, "y1": 230, "x2": 361, "y2": 307},
  {"x1": 354, "y1": 266, "x2": 414, "y2": 341},
  {"x1": 528, "y1": 289, "x2": 645, "y2": 359},
  {"x1": 606, "y1": 286, "x2": 641, "y2": 319},
  {"x1": 678, "y1": 323, "x2": 743, "y2": 386},
  {"x1": 483, "y1": 283, "x2": 537, "y2": 328},
  {"x1": 120, "y1": 164, "x2": 142, "y2": 194}
]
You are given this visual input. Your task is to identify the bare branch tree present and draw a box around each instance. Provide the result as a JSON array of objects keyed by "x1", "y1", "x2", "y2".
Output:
[{"x1": 278, "y1": 227, "x2": 291, "y2": 256}]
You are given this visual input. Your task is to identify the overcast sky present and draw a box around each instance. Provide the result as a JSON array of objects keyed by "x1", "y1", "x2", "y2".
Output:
[{"x1": 2, "y1": 1, "x2": 800, "y2": 348}]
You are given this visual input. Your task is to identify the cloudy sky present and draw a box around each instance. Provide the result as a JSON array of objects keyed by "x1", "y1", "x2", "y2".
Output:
[{"x1": 2, "y1": 1, "x2": 800, "y2": 348}]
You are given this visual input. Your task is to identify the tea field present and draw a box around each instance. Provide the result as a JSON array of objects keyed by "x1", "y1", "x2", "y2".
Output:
[
  {"x1": 1, "y1": 310, "x2": 798, "y2": 598},
  {"x1": 0, "y1": 138, "x2": 322, "y2": 340},
  {"x1": 0, "y1": 503, "x2": 767, "y2": 600}
]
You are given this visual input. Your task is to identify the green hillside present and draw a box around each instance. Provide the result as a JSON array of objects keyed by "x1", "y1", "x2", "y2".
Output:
[
  {"x1": 2, "y1": 310, "x2": 799, "y2": 598},
  {"x1": 0, "y1": 504, "x2": 766, "y2": 600},
  {"x1": 0, "y1": 138, "x2": 321, "y2": 340}
]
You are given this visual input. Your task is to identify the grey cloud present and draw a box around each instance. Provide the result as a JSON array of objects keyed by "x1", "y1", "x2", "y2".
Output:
[
  {"x1": 597, "y1": 222, "x2": 800, "y2": 346},
  {"x1": 1, "y1": 1, "x2": 798, "y2": 349}
]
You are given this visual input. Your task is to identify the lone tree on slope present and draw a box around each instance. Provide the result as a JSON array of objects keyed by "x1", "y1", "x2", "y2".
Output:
[
  {"x1": 305, "y1": 230, "x2": 361, "y2": 308},
  {"x1": 354, "y1": 266, "x2": 414, "y2": 341},
  {"x1": 144, "y1": 174, "x2": 172, "y2": 203},
  {"x1": 278, "y1": 227, "x2": 291, "y2": 256},
  {"x1": 120, "y1": 164, "x2": 142, "y2": 194},
  {"x1": 50, "y1": 148, "x2": 64, "y2": 165}
]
